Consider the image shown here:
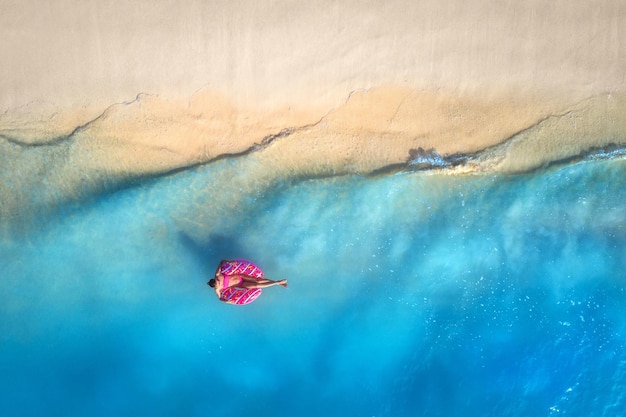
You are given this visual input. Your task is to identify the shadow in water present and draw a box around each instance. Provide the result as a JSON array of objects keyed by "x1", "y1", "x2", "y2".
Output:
[{"x1": 177, "y1": 231, "x2": 247, "y2": 276}]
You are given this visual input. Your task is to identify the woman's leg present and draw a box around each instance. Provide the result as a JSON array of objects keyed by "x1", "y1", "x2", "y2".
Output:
[
  {"x1": 240, "y1": 275, "x2": 284, "y2": 285},
  {"x1": 239, "y1": 279, "x2": 288, "y2": 289}
]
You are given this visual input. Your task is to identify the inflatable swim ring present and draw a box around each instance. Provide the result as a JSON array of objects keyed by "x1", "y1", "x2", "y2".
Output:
[{"x1": 219, "y1": 259, "x2": 264, "y2": 305}]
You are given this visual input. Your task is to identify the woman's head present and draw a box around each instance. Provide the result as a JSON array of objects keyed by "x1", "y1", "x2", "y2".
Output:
[{"x1": 207, "y1": 278, "x2": 216, "y2": 287}]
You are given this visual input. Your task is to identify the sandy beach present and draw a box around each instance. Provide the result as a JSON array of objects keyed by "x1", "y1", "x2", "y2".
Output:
[
  {"x1": 1, "y1": 0, "x2": 625, "y2": 219},
  {"x1": 2, "y1": 4, "x2": 626, "y2": 413}
]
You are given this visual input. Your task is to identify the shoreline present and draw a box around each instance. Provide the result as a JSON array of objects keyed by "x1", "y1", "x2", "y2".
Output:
[
  {"x1": 1, "y1": 86, "x2": 625, "y2": 230},
  {"x1": 2, "y1": 0, "x2": 626, "y2": 229},
  {"x1": 2, "y1": 85, "x2": 625, "y2": 173}
]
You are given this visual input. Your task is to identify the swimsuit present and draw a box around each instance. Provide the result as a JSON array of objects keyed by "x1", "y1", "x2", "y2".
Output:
[
  {"x1": 222, "y1": 275, "x2": 242, "y2": 289},
  {"x1": 217, "y1": 260, "x2": 264, "y2": 305}
]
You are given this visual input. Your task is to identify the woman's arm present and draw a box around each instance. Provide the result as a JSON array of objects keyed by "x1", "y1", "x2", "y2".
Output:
[
  {"x1": 219, "y1": 296, "x2": 237, "y2": 305},
  {"x1": 214, "y1": 259, "x2": 229, "y2": 277}
]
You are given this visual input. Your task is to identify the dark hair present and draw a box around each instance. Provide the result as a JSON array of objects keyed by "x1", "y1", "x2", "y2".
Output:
[{"x1": 208, "y1": 279, "x2": 216, "y2": 287}]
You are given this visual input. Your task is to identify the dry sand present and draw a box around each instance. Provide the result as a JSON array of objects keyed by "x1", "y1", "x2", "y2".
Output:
[
  {"x1": 2, "y1": 0, "x2": 625, "y2": 109},
  {"x1": 1, "y1": 0, "x2": 625, "y2": 220}
]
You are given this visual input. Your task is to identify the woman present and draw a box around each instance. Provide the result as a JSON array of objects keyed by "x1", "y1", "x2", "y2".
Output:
[{"x1": 208, "y1": 259, "x2": 287, "y2": 304}]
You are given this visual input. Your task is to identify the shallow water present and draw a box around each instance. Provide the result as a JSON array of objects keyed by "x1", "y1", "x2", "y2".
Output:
[{"x1": 1, "y1": 154, "x2": 625, "y2": 416}]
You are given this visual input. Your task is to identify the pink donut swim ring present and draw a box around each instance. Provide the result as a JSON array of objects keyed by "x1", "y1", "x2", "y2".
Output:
[{"x1": 219, "y1": 259, "x2": 264, "y2": 305}]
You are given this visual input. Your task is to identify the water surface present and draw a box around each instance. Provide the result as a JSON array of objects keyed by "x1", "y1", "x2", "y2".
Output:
[{"x1": 1, "y1": 155, "x2": 625, "y2": 416}]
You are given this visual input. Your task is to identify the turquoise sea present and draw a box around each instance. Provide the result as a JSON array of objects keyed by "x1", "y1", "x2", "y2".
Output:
[{"x1": 1, "y1": 150, "x2": 625, "y2": 416}]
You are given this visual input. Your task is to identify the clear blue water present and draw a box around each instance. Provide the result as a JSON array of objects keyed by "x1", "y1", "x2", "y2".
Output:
[{"x1": 1, "y1": 155, "x2": 625, "y2": 417}]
